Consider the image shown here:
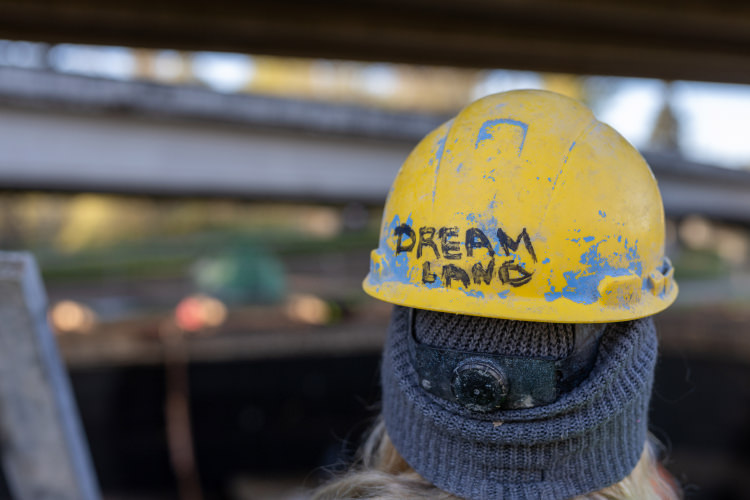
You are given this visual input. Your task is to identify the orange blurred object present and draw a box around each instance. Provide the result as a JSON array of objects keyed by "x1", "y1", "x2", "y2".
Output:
[{"x1": 50, "y1": 300, "x2": 97, "y2": 334}]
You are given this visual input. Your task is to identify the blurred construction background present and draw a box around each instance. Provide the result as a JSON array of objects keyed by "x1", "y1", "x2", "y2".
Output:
[{"x1": 0, "y1": 1, "x2": 750, "y2": 499}]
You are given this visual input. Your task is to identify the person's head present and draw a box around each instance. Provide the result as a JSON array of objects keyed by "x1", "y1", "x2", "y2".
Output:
[{"x1": 316, "y1": 90, "x2": 680, "y2": 499}]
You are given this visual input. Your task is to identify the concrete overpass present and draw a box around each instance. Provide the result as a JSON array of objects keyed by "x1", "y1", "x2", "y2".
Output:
[{"x1": 0, "y1": 66, "x2": 748, "y2": 223}]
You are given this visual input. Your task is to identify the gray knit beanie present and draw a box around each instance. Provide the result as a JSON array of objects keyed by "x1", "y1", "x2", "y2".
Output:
[{"x1": 382, "y1": 305, "x2": 658, "y2": 499}]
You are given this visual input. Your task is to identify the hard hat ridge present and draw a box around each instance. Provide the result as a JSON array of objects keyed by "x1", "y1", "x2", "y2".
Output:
[{"x1": 364, "y1": 89, "x2": 677, "y2": 323}]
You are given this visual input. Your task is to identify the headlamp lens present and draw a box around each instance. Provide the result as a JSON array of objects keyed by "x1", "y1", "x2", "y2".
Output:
[{"x1": 451, "y1": 359, "x2": 508, "y2": 412}]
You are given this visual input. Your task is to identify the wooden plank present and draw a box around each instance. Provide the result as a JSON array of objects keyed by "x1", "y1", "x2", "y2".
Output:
[
  {"x1": 56, "y1": 302, "x2": 393, "y2": 368},
  {"x1": 0, "y1": 252, "x2": 100, "y2": 500}
]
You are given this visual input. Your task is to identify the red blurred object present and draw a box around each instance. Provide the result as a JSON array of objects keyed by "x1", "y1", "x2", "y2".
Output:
[
  {"x1": 175, "y1": 295, "x2": 228, "y2": 332},
  {"x1": 175, "y1": 297, "x2": 204, "y2": 332}
]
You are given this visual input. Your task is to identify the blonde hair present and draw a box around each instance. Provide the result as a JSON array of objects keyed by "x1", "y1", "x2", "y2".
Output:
[{"x1": 312, "y1": 419, "x2": 682, "y2": 500}]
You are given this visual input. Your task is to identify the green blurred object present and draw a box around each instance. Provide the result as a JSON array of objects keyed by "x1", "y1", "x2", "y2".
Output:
[
  {"x1": 672, "y1": 248, "x2": 729, "y2": 281},
  {"x1": 192, "y1": 245, "x2": 285, "y2": 304}
]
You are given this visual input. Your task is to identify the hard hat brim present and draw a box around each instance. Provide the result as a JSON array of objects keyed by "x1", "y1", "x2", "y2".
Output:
[{"x1": 363, "y1": 277, "x2": 678, "y2": 323}]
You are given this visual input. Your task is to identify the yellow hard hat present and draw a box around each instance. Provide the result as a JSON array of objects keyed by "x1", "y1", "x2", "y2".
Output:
[{"x1": 364, "y1": 89, "x2": 677, "y2": 323}]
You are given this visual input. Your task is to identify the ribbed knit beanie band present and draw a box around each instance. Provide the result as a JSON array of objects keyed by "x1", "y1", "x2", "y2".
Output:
[
  {"x1": 381, "y1": 306, "x2": 658, "y2": 500},
  {"x1": 414, "y1": 308, "x2": 575, "y2": 359}
]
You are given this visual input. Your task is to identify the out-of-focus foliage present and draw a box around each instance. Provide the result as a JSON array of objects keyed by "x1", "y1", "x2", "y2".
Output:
[{"x1": 0, "y1": 193, "x2": 380, "y2": 292}]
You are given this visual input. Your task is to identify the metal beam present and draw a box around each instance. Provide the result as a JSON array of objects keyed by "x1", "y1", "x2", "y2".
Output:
[
  {"x1": 646, "y1": 151, "x2": 750, "y2": 221},
  {"x1": 1, "y1": 1, "x2": 750, "y2": 83},
  {"x1": 0, "y1": 104, "x2": 412, "y2": 202},
  {"x1": 0, "y1": 67, "x2": 748, "y2": 222},
  {"x1": 0, "y1": 252, "x2": 100, "y2": 500}
]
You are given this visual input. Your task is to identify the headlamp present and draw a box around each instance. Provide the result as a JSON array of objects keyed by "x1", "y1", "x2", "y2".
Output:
[{"x1": 407, "y1": 308, "x2": 606, "y2": 411}]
